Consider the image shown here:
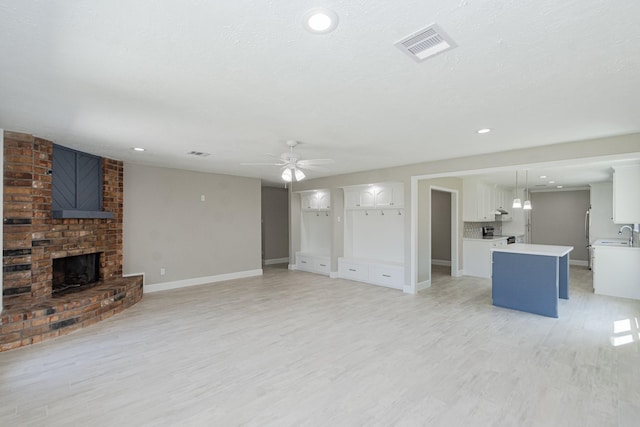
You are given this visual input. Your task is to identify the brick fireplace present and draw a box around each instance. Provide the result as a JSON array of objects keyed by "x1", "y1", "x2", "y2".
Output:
[{"x1": 1, "y1": 131, "x2": 143, "y2": 351}]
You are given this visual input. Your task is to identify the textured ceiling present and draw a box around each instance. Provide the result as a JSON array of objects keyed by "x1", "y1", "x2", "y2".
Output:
[{"x1": 1, "y1": 1, "x2": 639, "y2": 185}]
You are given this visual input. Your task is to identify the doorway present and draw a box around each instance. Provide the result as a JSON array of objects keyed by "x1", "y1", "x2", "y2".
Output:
[
  {"x1": 431, "y1": 189, "x2": 452, "y2": 280},
  {"x1": 412, "y1": 179, "x2": 460, "y2": 292}
]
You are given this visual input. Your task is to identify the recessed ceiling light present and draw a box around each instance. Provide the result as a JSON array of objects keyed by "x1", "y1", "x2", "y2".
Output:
[
  {"x1": 539, "y1": 175, "x2": 547, "y2": 179},
  {"x1": 548, "y1": 180, "x2": 555, "y2": 184},
  {"x1": 476, "y1": 128, "x2": 491, "y2": 134},
  {"x1": 132, "y1": 147, "x2": 145, "y2": 152},
  {"x1": 303, "y1": 7, "x2": 338, "y2": 34},
  {"x1": 557, "y1": 185, "x2": 563, "y2": 189}
]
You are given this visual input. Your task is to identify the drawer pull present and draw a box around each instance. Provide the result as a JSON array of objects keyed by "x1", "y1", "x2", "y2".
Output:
[
  {"x1": 382, "y1": 274, "x2": 391, "y2": 278},
  {"x1": 319, "y1": 264, "x2": 326, "y2": 267},
  {"x1": 349, "y1": 268, "x2": 356, "y2": 272},
  {"x1": 301, "y1": 260, "x2": 307, "y2": 263}
]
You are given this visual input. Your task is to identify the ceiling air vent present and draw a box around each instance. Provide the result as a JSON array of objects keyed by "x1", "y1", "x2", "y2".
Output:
[
  {"x1": 187, "y1": 151, "x2": 211, "y2": 157},
  {"x1": 395, "y1": 23, "x2": 456, "y2": 62}
]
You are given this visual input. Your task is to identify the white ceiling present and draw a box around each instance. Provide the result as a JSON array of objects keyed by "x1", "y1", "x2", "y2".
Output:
[{"x1": 1, "y1": 1, "x2": 639, "y2": 186}]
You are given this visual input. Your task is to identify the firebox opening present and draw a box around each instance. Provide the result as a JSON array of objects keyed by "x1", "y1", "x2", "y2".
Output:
[{"x1": 52, "y1": 253, "x2": 101, "y2": 295}]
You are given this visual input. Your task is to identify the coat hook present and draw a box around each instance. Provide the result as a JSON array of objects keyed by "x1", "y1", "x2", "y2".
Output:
[
  {"x1": 316, "y1": 212, "x2": 319, "y2": 217},
  {"x1": 365, "y1": 211, "x2": 368, "y2": 216},
  {"x1": 325, "y1": 212, "x2": 329, "y2": 217},
  {"x1": 398, "y1": 210, "x2": 402, "y2": 215},
  {"x1": 381, "y1": 210, "x2": 384, "y2": 216}
]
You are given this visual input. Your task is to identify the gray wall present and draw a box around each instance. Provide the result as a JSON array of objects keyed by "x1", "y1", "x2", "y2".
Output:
[
  {"x1": 123, "y1": 163, "x2": 262, "y2": 285},
  {"x1": 530, "y1": 190, "x2": 590, "y2": 261},
  {"x1": 261, "y1": 186, "x2": 289, "y2": 261},
  {"x1": 431, "y1": 190, "x2": 452, "y2": 262}
]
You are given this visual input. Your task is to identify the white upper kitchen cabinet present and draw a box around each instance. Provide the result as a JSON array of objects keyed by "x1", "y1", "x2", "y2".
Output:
[
  {"x1": 494, "y1": 186, "x2": 513, "y2": 221},
  {"x1": 463, "y1": 178, "x2": 495, "y2": 222},
  {"x1": 612, "y1": 164, "x2": 640, "y2": 224},
  {"x1": 589, "y1": 182, "x2": 620, "y2": 241}
]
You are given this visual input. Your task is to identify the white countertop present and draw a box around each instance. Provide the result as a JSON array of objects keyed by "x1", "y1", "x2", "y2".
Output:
[
  {"x1": 490, "y1": 243, "x2": 574, "y2": 257},
  {"x1": 463, "y1": 236, "x2": 509, "y2": 242}
]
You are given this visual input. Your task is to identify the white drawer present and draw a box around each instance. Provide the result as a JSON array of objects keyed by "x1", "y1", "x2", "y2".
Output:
[
  {"x1": 296, "y1": 255, "x2": 313, "y2": 271},
  {"x1": 369, "y1": 264, "x2": 404, "y2": 289},
  {"x1": 338, "y1": 260, "x2": 369, "y2": 282},
  {"x1": 314, "y1": 257, "x2": 330, "y2": 274}
]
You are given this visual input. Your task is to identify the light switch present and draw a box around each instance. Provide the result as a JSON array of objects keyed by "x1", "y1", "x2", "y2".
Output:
[{"x1": 200, "y1": 195, "x2": 206, "y2": 202}]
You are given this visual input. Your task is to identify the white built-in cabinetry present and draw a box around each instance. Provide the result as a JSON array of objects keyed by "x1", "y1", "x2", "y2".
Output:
[
  {"x1": 612, "y1": 165, "x2": 640, "y2": 224},
  {"x1": 344, "y1": 183, "x2": 404, "y2": 209},
  {"x1": 463, "y1": 178, "x2": 514, "y2": 222},
  {"x1": 296, "y1": 189, "x2": 332, "y2": 275},
  {"x1": 340, "y1": 183, "x2": 405, "y2": 290},
  {"x1": 301, "y1": 191, "x2": 331, "y2": 211},
  {"x1": 463, "y1": 237, "x2": 508, "y2": 278},
  {"x1": 494, "y1": 187, "x2": 513, "y2": 221},
  {"x1": 592, "y1": 245, "x2": 640, "y2": 299},
  {"x1": 338, "y1": 258, "x2": 404, "y2": 289}
]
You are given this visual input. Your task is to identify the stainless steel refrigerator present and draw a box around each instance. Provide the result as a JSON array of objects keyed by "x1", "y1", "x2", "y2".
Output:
[{"x1": 585, "y1": 205, "x2": 591, "y2": 269}]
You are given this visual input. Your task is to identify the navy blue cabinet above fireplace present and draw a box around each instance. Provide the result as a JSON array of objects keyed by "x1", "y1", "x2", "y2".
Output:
[{"x1": 52, "y1": 144, "x2": 114, "y2": 219}]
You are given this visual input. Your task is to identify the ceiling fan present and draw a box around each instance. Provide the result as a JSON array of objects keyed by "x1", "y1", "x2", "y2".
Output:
[{"x1": 241, "y1": 140, "x2": 334, "y2": 182}]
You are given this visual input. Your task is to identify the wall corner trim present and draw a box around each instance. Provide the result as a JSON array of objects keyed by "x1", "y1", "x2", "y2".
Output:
[
  {"x1": 329, "y1": 271, "x2": 339, "y2": 279},
  {"x1": 143, "y1": 269, "x2": 263, "y2": 293},
  {"x1": 288, "y1": 264, "x2": 297, "y2": 270}
]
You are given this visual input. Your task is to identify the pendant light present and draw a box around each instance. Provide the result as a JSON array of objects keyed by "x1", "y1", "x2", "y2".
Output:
[
  {"x1": 523, "y1": 170, "x2": 532, "y2": 210},
  {"x1": 512, "y1": 171, "x2": 522, "y2": 209}
]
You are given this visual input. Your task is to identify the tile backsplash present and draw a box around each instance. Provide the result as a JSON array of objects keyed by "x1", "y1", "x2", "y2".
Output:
[{"x1": 463, "y1": 222, "x2": 503, "y2": 238}]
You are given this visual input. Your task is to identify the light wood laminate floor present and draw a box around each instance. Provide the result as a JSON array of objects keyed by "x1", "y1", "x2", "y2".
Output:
[{"x1": 1, "y1": 265, "x2": 639, "y2": 426}]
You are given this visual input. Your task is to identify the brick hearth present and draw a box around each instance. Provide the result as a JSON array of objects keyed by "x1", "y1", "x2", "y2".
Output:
[{"x1": 1, "y1": 131, "x2": 143, "y2": 351}]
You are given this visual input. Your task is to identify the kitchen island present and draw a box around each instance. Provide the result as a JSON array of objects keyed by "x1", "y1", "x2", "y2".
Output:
[{"x1": 490, "y1": 244, "x2": 574, "y2": 318}]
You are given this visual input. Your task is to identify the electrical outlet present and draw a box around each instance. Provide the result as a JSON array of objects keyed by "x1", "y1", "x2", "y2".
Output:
[
  {"x1": 160, "y1": 268, "x2": 166, "y2": 276},
  {"x1": 201, "y1": 195, "x2": 205, "y2": 202}
]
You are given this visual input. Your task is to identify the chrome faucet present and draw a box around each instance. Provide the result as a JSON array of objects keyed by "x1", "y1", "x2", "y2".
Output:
[{"x1": 618, "y1": 225, "x2": 634, "y2": 246}]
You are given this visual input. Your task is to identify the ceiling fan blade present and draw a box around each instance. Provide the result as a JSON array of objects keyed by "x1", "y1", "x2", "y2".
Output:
[
  {"x1": 297, "y1": 159, "x2": 335, "y2": 166},
  {"x1": 240, "y1": 162, "x2": 286, "y2": 166},
  {"x1": 296, "y1": 164, "x2": 329, "y2": 172}
]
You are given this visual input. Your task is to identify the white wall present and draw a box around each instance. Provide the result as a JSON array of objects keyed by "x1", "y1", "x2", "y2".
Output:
[{"x1": 123, "y1": 163, "x2": 262, "y2": 286}]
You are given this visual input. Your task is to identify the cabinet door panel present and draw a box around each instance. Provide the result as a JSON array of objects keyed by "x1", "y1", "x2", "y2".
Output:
[
  {"x1": 374, "y1": 186, "x2": 393, "y2": 207},
  {"x1": 359, "y1": 189, "x2": 375, "y2": 208}
]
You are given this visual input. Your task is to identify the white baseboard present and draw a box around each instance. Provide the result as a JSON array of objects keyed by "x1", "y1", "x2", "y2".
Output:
[
  {"x1": 570, "y1": 260, "x2": 588, "y2": 267},
  {"x1": 144, "y1": 269, "x2": 263, "y2": 293},
  {"x1": 264, "y1": 257, "x2": 289, "y2": 265},
  {"x1": 288, "y1": 264, "x2": 297, "y2": 270},
  {"x1": 453, "y1": 269, "x2": 464, "y2": 277},
  {"x1": 431, "y1": 259, "x2": 452, "y2": 266},
  {"x1": 417, "y1": 280, "x2": 432, "y2": 292},
  {"x1": 329, "y1": 272, "x2": 339, "y2": 279}
]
